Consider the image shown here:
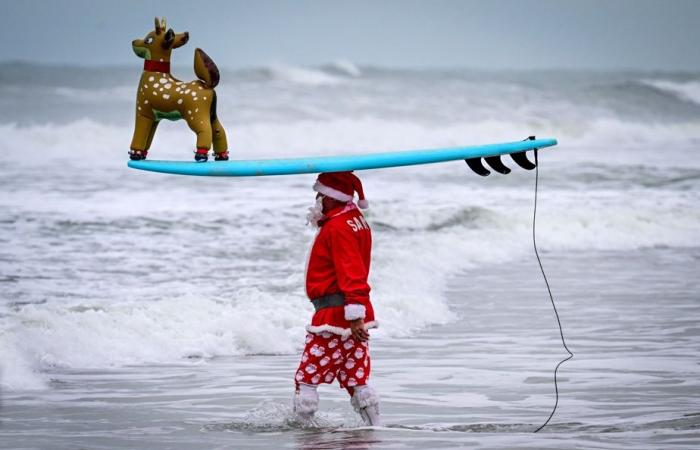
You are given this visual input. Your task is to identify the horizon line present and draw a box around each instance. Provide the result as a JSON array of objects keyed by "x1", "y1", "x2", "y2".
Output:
[{"x1": 1, "y1": 59, "x2": 698, "y2": 74}]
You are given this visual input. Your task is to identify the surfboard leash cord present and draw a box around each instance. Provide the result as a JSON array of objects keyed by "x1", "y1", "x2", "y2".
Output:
[{"x1": 531, "y1": 148, "x2": 574, "y2": 433}]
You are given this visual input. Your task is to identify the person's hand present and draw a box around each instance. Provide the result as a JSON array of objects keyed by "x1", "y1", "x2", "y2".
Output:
[{"x1": 349, "y1": 318, "x2": 370, "y2": 342}]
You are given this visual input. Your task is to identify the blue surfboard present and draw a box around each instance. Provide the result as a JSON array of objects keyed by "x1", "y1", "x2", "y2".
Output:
[{"x1": 127, "y1": 137, "x2": 557, "y2": 177}]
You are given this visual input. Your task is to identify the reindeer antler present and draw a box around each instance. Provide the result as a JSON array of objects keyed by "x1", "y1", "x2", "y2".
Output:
[{"x1": 154, "y1": 17, "x2": 167, "y2": 35}]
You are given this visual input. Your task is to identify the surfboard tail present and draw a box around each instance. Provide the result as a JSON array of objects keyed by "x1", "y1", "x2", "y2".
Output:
[{"x1": 464, "y1": 136, "x2": 538, "y2": 176}]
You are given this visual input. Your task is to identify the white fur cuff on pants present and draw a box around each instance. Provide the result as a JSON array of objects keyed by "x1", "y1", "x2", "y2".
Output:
[{"x1": 344, "y1": 303, "x2": 366, "y2": 321}]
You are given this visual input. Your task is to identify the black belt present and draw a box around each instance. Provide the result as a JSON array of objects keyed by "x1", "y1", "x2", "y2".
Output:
[{"x1": 311, "y1": 293, "x2": 345, "y2": 311}]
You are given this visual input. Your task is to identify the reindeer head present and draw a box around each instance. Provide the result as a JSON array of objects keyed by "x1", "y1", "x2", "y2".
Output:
[{"x1": 132, "y1": 17, "x2": 189, "y2": 62}]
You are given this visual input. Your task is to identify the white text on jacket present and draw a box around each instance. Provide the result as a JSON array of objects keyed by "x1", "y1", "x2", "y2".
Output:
[{"x1": 346, "y1": 216, "x2": 370, "y2": 232}]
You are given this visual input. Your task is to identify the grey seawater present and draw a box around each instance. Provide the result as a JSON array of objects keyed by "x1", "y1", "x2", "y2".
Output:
[
  {"x1": 1, "y1": 64, "x2": 699, "y2": 449},
  {"x1": 2, "y1": 248, "x2": 699, "y2": 449}
]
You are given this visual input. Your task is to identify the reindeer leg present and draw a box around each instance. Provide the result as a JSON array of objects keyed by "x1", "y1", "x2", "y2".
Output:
[
  {"x1": 130, "y1": 114, "x2": 155, "y2": 159},
  {"x1": 145, "y1": 121, "x2": 160, "y2": 151},
  {"x1": 211, "y1": 118, "x2": 228, "y2": 157},
  {"x1": 187, "y1": 118, "x2": 213, "y2": 162}
]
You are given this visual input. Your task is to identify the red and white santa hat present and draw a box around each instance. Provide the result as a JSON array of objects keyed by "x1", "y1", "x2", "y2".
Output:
[{"x1": 313, "y1": 171, "x2": 369, "y2": 209}]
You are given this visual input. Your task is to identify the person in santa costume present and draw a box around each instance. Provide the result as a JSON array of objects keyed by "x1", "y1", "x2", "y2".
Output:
[{"x1": 293, "y1": 171, "x2": 382, "y2": 426}]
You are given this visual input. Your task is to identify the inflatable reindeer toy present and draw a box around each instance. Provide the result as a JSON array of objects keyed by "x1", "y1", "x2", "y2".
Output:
[{"x1": 130, "y1": 17, "x2": 228, "y2": 162}]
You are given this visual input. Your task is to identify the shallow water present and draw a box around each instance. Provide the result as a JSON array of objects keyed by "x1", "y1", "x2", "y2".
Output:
[{"x1": 2, "y1": 248, "x2": 699, "y2": 449}]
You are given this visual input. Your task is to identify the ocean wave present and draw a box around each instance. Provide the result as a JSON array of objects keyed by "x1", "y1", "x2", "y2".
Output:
[
  {"x1": 53, "y1": 85, "x2": 135, "y2": 102},
  {"x1": 639, "y1": 79, "x2": 700, "y2": 106},
  {"x1": 1, "y1": 115, "x2": 698, "y2": 165},
  {"x1": 322, "y1": 60, "x2": 362, "y2": 77},
  {"x1": 259, "y1": 63, "x2": 346, "y2": 86},
  {"x1": 1, "y1": 109, "x2": 699, "y2": 391},
  {"x1": 1, "y1": 184, "x2": 697, "y2": 391}
]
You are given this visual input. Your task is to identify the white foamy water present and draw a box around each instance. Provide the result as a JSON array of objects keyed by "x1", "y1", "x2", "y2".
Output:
[
  {"x1": 1, "y1": 63, "x2": 699, "y2": 448},
  {"x1": 641, "y1": 79, "x2": 700, "y2": 105}
]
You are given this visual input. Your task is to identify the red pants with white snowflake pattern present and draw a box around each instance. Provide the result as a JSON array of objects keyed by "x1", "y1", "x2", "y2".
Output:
[{"x1": 294, "y1": 331, "x2": 371, "y2": 394}]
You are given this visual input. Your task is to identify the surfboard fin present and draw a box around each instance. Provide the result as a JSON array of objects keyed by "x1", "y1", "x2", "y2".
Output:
[
  {"x1": 510, "y1": 136, "x2": 538, "y2": 170},
  {"x1": 465, "y1": 155, "x2": 512, "y2": 176},
  {"x1": 511, "y1": 151, "x2": 537, "y2": 170},
  {"x1": 484, "y1": 156, "x2": 511, "y2": 174},
  {"x1": 465, "y1": 158, "x2": 491, "y2": 176}
]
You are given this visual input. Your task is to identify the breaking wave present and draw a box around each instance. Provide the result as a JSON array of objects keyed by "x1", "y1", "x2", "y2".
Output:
[{"x1": 640, "y1": 79, "x2": 700, "y2": 105}]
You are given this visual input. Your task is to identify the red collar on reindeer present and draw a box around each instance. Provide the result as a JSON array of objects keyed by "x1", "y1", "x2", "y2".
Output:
[{"x1": 144, "y1": 60, "x2": 171, "y2": 74}]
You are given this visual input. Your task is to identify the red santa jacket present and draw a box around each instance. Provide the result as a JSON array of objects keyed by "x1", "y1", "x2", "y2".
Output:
[{"x1": 305, "y1": 203, "x2": 377, "y2": 336}]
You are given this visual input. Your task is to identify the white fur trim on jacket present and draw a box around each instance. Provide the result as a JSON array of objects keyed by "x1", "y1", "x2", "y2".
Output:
[
  {"x1": 344, "y1": 303, "x2": 366, "y2": 321},
  {"x1": 306, "y1": 321, "x2": 378, "y2": 338},
  {"x1": 313, "y1": 181, "x2": 353, "y2": 202}
]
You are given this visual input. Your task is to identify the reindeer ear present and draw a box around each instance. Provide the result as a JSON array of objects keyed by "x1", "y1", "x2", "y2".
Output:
[
  {"x1": 172, "y1": 32, "x2": 190, "y2": 49},
  {"x1": 163, "y1": 29, "x2": 175, "y2": 49},
  {"x1": 154, "y1": 17, "x2": 163, "y2": 35}
]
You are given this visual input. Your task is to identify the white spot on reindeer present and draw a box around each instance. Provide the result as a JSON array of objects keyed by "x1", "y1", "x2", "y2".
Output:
[
  {"x1": 177, "y1": 99, "x2": 183, "y2": 104},
  {"x1": 162, "y1": 94, "x2": 170, "y2": 99}
]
